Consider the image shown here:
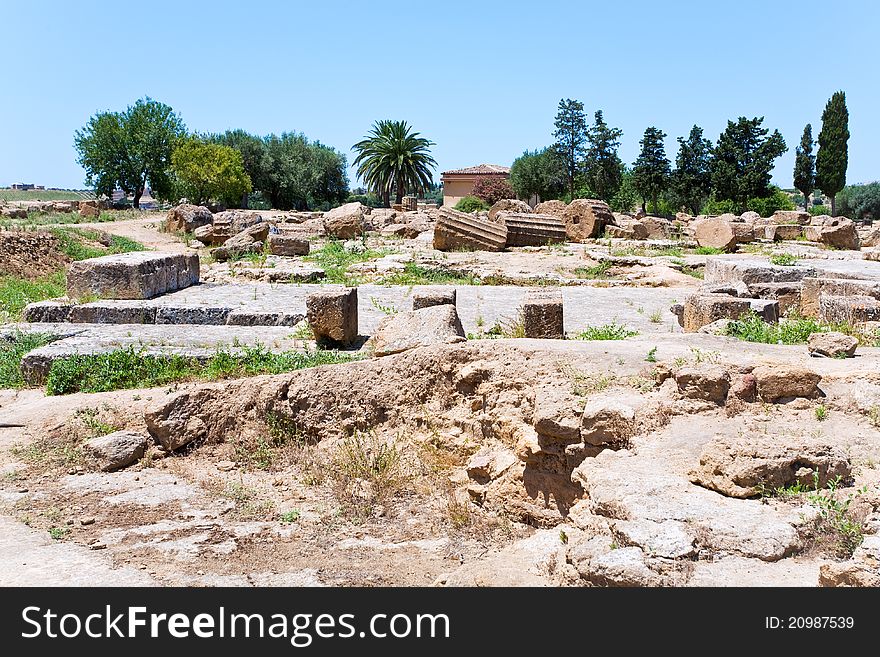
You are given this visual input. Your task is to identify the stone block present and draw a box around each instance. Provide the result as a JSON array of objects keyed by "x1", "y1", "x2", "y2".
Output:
[
  {"x1": 267, "y1": 234, "x2": 310, "y2": 256},
  {"x1": 522, "y1": 290, "x2": 564, "y2": 339},
  {"x1": 412, "y1": 287, "x2": 457, "y2": 310},
  {"x1": 306, "y1": 287, "x2": 358, "y2": 345},
  {"x1": 66, "y1": 252, "x2": 199, "y2": 300}
]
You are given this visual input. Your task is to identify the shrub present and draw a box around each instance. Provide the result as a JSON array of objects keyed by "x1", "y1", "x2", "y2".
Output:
[
  {"x1": 576, "y1": 322, "x2": 638, "y2": 340},
  {"x1": 454, "y1": 196, "x2": 489, "y2": 213},
  {"x1": 345, "y1": 192, "x2": 383, "y2": 208},
  {"x1": 769, "y1": 253, "x2": 798, "y2": 266},
  {"x1": 700, "y1": 195, "x2": 739, "y2": 215},
  {"x1": 746, "y1": 187, "x2": 796, "y2": 216},
  {"x1": 471, "y1": 176, "x2": 515, "y2": 205},
  {"x1": 837, "y1": 182, "x2": 880, "y2": 221},
  {"x1": 725, "y1": 312, "x2": 830, "y2": 345},
  {"x1": 809, "y1": 204, "x2": 831, "y2": 216}
]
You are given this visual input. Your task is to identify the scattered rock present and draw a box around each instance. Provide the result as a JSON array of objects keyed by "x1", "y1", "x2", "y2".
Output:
[
  {"x1": 466, "y1": 447, "x2": 517, "y2": 483},
  {"x1": 84, "y1": 431, "x2": 147, "y2": 471},
  {"x1": 581, "y1": 396, "x2": 636, "y2": 446},
  {"x1": 752, "y1": 364, "x2": 821, "y2": 401},
  {"x1": 165, "y1": 204, "x2": 213, "y2": 232},
  {"x1": 267, "y1": 233, "x2": 310, "y2": 256},
  {"x1": 675, "y1": 365, "x2": 730, "y2": 403},
  {"x1": 694, "y1": 218, "x2": 738, "y2": 251},
  {"x1": 533, "y1": 200, "x2": 567, "y2": 217},
  {"x1": 370, "y1": 305, "x2": 466, "y2": 356},
  {"x1": 689, "y1": 434, "x2": 852, "y2": 498},
  {"x1": 487, "y1": 198, "x2": 531, "y2": 223},
  {"x1": 323, "y1": 202, "x2": 368, "y2": 239},
  {"x1": 807, "y1": 331, "x2": 858, "y2": 358}
]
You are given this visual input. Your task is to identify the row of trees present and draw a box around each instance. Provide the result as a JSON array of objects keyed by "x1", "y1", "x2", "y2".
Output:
[
  {"x1": 74, "y1": 98, "x2": 350, "y2": 210},
  {"x1": 509, "y1": 93, "x2": 851, "y2": 217}
]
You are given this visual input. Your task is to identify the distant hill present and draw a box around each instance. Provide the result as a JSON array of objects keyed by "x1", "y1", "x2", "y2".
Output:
[{"x1": 0, "y1": 188, "x2": 96, "y2": 202}]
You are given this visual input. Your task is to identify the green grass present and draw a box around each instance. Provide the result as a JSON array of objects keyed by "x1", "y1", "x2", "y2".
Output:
[
  {"x1": 45, "y1": 344, "x2": 357, "y2": 395},
  {"x1": 694, "y1": 246, "x2": 725, "y2": 255},
  {"x1": 574, "y1": 261, "x2": 614, "y2": 279},
  {"x1": 725, "y1": 312, "x2": 844, "y2": 345},
  {"x1": 0, "y1": 332, "x2": 57, "y2": 388},
  {"x1": 769, "y1": 253, "x2": 798, "y2": 266},
  {"x1": 0, "y1": 189, "x2": 95, "y2": 202},
  {"x1": 303, "y1": 240, "x2": 392, "y2": 284},
  {"x1": 575, "y1": 322, "x2": 638, "y2": 340},
  {"x1": 379, "y1": 262, "x2": 480, "y2": 286},
  {"x1": 50, "y1": 227, "x2": 146, "y2": 261},
  {"x1": 0, "y1": 271, "x2": 66, "y2": 321},
  {"x1": 0, "y1": 210, "x2": 130, "y2": 229}
]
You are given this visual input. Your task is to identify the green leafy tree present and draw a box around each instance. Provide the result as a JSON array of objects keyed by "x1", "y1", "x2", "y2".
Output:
[
  {"x1": 837, "y1": 182, "x2": 880, "y2": 221},
  {"x1": 74, "y1": 97, "x2": 185, "y2": 208},
  {"x1": 584, "y1": 110, "x2": 623, "y2": 202},
  {"x1": 670, "y1": 125, "x2": 713, "y2": 215},
  {"x1": 792, "y1": 124, "x2": 815, "y2": 210},
  {"x1": 709, "y1": 117, "x2": 787, "y2": 212},
  {"x1": 815, "y1": 91, "x2": 850, "y2": 216},
  {"x1": 171, "y1": 138, "x2": 252, "y2": 207},
  {"x1": 352, "y1": 120, "x2": 436, "y2": 207},
  {"x1": 509, "y1": 148, "x2": 566, "y2": 202},
  {"x1": 261, "y1": 133, "x2": 348, "y2": 211},
  {"x1": 632, "y1": 127, "x2": 670, "y2": 213},
  {"x1": 210, "y1": 129, "x2": 270, "y2": 206},
  {"x1": 552, "y1": 99, "x2": 588, "y2": 198},
  {"x1": 610, "y1": 165, "x2": 638, "y2": 214}
]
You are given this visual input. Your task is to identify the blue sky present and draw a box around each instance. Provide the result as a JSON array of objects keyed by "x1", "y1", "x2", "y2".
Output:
[{"x1": 2, "y1": 0, "x2": 877, "y2": 190}]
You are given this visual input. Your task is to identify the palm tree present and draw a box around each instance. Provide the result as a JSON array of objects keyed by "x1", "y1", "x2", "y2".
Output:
[{"x1": 352, "y1": 120, "x2": 437, "y2": 207}]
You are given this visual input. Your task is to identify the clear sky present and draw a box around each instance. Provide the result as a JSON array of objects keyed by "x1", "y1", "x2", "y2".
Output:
[{"x1": 2, "y1": 0, "x2": 877, "y2": 190}]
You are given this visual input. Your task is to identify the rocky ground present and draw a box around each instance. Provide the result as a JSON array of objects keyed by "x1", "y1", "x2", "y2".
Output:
[{"x1": 2, "y1": 201, "x2": 879, "y2": 587}]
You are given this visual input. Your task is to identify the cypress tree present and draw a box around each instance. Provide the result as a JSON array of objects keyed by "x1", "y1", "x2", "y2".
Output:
[
  {"x1": 815, "y1": 91, "x2": 849, "y2": 216},
  {"x1": 792, "y1": 124, "x2": 815, "y2": 210},
  {"x1": 632, "y1": 127, "x2": 670, "y2": 214}
]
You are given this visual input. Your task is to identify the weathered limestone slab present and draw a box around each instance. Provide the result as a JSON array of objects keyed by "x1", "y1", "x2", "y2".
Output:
[
  {"x1": 764, "y1": 224, "x2": 804, "y2": 241},
  {"x1": 226, "y1": 310, "x2": 305, "y2": 326},
  {"x1": 818, "y1": 295, "x2": 880, "y2": 324},
  {"x1": 306, "y1": 287, "x2": 358, "y2": 345},
  {"x1": 412, "y1": 287, "x2": 456, "y2": 310},
  {"x1": 22, "y1": 300, "x2": 72, "y2": 323},
  {"x1": 522, "y1": 290, "x2": 564, "y2": 339},
  {"x1": 745, "y1": 282, "x2": 802, "y2": 316},
  {"x1": 800, "y1": 277, "x2": 880, "y2": 318},
  {"x1": 66, "y1": 252, "x2": 199, "y2": 300},
  {"x1": 704, "y1": 258, "x2": 818, "y2": 285},
  {"x1": 155, "y1": 306, "x2": 231, "y2": 325},
  {"x1": 69, "y1": 303, "x2": 156, "y2": 324},
  {"x1": 267, "y1": 233, "x2": 310, "y2": 256},
  {"x1": 682, "y1": 294, "x2": 777, "y2": 332}
]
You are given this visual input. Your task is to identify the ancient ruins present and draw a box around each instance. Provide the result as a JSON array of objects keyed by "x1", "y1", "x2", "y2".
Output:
[{"x1": 1, "y1": 196, "x2": 879, "y2": 587}]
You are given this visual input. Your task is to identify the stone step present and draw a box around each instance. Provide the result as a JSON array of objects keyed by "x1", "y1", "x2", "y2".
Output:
[{"x1": 801, "y1": 277, "x2": 880, "y2": 318}]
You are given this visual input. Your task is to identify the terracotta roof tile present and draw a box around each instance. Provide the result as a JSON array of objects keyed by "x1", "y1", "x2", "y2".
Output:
[{"x1": 441, "y1": 163, "x2": 511, "y2": 175}]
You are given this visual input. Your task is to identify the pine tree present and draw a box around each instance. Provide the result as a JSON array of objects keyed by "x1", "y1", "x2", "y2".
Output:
[
  {"x1": 815, "y1": 91, "x2": 850, "y2": 216},
  {"x1": 584, "y1": 110, "x2": 623, "y2": 203},
  {"x1": 632, "y1": 127, "x2": 670, "y2": 214},
  {"x1": 709, "y1": 117, "x2": 787, "y2": 212},
  {"x1": 552, "y1": 99, "x2": 588, "y2": 198},
  {"x1": 671, "y1": 125, "x2": 713, "y2": 215},
  {"x1": 792, "y1": 124, "x2": 815, "y2": 210}
]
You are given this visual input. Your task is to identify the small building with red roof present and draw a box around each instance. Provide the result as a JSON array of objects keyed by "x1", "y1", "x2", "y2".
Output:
[{"x1": 440, "y1": 163, "x2": 510, "y2": 207}]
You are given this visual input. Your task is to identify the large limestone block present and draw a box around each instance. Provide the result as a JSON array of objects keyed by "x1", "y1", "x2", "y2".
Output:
[{"x1": 66, "y1": 252, "x2": 199, "y2": 300}]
